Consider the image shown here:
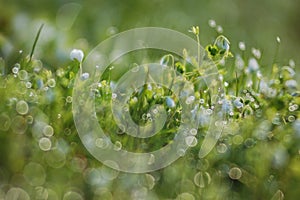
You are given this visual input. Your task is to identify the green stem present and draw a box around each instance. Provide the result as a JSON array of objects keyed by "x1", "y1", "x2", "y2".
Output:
[{"x1": 29, "y1": 24, "x2": 44, "y2": 62}]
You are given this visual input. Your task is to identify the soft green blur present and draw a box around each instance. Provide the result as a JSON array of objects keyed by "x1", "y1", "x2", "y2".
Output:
[{"x1": 0, "y1": 0, "x2": 299, "y2": 65}]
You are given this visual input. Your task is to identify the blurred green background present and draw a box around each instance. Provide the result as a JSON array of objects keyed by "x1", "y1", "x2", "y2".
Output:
[{"x1": 0, "y1": 0, "x2": 299, "y2": 66}]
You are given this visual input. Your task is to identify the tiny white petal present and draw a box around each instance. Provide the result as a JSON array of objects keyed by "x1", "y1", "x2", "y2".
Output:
[
  {"x1": 70, "y1": 49, "x2": 84, "y2": 62},
  {"x1": 80, "y1": 72, "x2": 89, "y2": 80}
]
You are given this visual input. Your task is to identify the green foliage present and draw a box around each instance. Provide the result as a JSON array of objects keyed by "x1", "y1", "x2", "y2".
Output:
[{"x1": 0, "y1": 22, "x2": 300, "y2": 200}]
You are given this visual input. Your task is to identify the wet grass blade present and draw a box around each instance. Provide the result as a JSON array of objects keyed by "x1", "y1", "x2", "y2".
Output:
[{"x1": 29, "y1": 23, "x2": 44, "y2": 62}]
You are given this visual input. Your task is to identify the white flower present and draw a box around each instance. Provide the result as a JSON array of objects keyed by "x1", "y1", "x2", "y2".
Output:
[
  {"x1": 70, "y1": 49, "x2": 84, "y2": 62},
  {"x1": 235, "y1": 54, "x2": 245, "y2": 69},
  {"x1": 166, "y1": 96, "x2": 176, "y2": 108},
  {"x1": 247, "y1": 58, "x2": 259, "y2": 72},
  {"x1": 285, "y1": 79, "x2": 297, "y2": 88},
  {"x1": 238, "y1": 41, "x2": 246, "y2": 51},
  {"x1": 80, "y1": 72, "x2": 89, "y2": 80},
  {"x1": 233, "y1": 98, "x2": 244, "y2": 109}
]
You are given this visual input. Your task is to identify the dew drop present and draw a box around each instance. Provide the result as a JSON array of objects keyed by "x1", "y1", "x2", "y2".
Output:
[
  {"x1": 5, "y1": 187, "x2": 30, "y2": 200},
  {"x1": 131, "y1": 66, "x2": 140, "y2": 72},
  {"x1": 113, "y1": 141, "x2": 122, "y2": 151},
  {"x1": 16, "y1": 100, "x2": 29, "y2": 115},
  {"x1": 18, "y1": 70, "x2": 28, "y2": 80},
  {"x1": 45, "y1": 149, "x2": 66, "y2": 168},
  {"x1": 63, "y1": 191, "x2": 84, "y2": 200},
  {"x1": 196, "y1": 159, "x2": 209, "y2": 171},
  {"x1": 189, "y1": 128, "x2": 197, "y2": 136},
  {"x1": 139, "y1": 174, "x2": 155, "y2": 190},
  {"x1": 11, "y1": 116, "x2": 27, "y2": 134},
  {"x1": 39, "y1": 137, "x2": 52, "y2": 151},
  {"x1": 271, "y1": 190, "x2": 284, "y2": 200},
  {"x1": 47, "y1": 78, "x2": 56, "y2": 88},
  {"x1": 26, "y1": 115, "x2": 34, "y2": 124},
  {"x1": 216, "y1": 25, "x2": 223, "y2": 33},
  {"x1": 185, "y1": 136, "x2": 198, "y2": 147},
  {"x1": 208, "y1": 19, "x2": 216, "y2": 28},
  {"x1": 216, "y1": 143, "x2": 228, "y2": 153},
  {"x1": 177, "y1": 148, "x2": 186, "y2": 157},
  {"x1": 23, "y1": 162, "x2": 46, "y2": 186},
  {"x1": 229, "y1": 167, "x2": 242, "y2": 180},
  {"x1": 0, "y1": 113, "x2": 11, "y2": 131},
  {"x1": 244, "y1": 138, "x2": 255, "y2": 148},
  {"x1": 95, "y1": 138, "x2": 108, "y2": 149},
  {"x1": 12, "y1": 66, "x2": 19, "y2": 74},
  {"x1": 194, "y1": 171, "x2": 211, "y2": 188},
  {"x1": 288, "y1": 115, "x2": 295, "y2": 122},
  {"x1": 176, "y1": 192, "x2": 195, "y2": 200},
  {"x1": 232, "y1": 135, "x2": 244, "y2": 145},
  {"x1": 66, "y1": 96, "x2": 72, "y2": 103},
  {"x1": 206, "y1": 109, "x2": 213, "y2": 115},
  {"x1": 94, "y1": 188, "x2": 113, "y2": 200},
  {"x1": 238, "y1": 41, "x2": 246, "y2": 51},
  {"x1": 35, "y1": 186, "x2": 48, "y2": 200},
  {"x1": 25, "y1": 81, "x2": 32, "y2": 88},
  {"x1": 111, "y1": 93, "x2": 117, "y2": 100},
  {"x1": 101, "y1": 160, "x2": 120, "y2": 180},
  {"x1": 64, "y1": 128, "x2": 72, "y2": 136},
  {"x1": 43, "y1": 125, "x2": 54, "y2": 137}
]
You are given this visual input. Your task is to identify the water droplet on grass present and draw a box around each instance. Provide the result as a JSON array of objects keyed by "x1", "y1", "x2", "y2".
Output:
[
  {"x1": 244, "y1": 138, "x2": 255, "y2": 148},
  {"x1": 43, "y1": 125, "x2": 54, "y2": 137},
  {"x1": 39, "y1": 137, "x2": 52, "y2": 151},
  {"x1": 196, "y1": 159, "x2": 209, "y2": 171},
  {"x1": 288, "y1": 115, "x2": 295, "y2": 122},
  {"x1": 25, "y1": 81, "x2": 32, "y2": 88},
  {"x1": 271, "y1": 190, "x2": 284, "y2": 200},
  {"x1": 5, "y1": 187, "x2": 30, "y2": 200},
  {"x1": 216, "y1": 143, "x2": 228, "y2": 153},
  {"x1": 66, "y1": 96, "x2": 72, "y2": 103},
  {"x1": 101, "y1": 160, "x2": 119, "y2": 180},
  {"x1": 229, "y1": 167, "x2": 242, "y2": 180},
  {"x1": 139, "y1": 174, "x2": 155, "y2": 190},
  {"x1": 177, "y1": 148, "x2": 186, "y2": 157},
  {"x1": 113, "y1": 141, "x2": 122, "y2": 151},
  {"x1": 12, "y1": 65, "x2": 20, "y2": 74},
  {"x1": 23, "y1": 162, "x2": 46, "y2": 186},
  {"x1": 0, "y1": 113, "x2": 11, "y2": 131},
  {"x1": 45, "y1": 149, "x2": 66, "y2": 168},
  {"x1": 11, "y1": 116, "x2": 27, "y2": 134},
  {"x1": 16, "y1": 100, "x2": 29, "y2": 115},
  {"x1": 189, "y1": 128, "x2": 197, "y2": 136},
  {"x1": 63, "y1": 191, "x2": 84, "y2": 200},
  {"x1": 95, "y1": 138, "x2": 108, "y2": 149},
  {"x1": 208, "y1": 19, "x2": 216, "y2": 28},
  {"x1": 35, "y1": 186, "x2": 48, "y2": 200},
  {"x1": 176, "y1": 192, "x2": 195, "y2": 200},
  {"x1": 185, "y1": 136, "x2": 198, "y2": 147},
  {"x1": 239, "y1": 41, "x2": 246, "y2": 51},
  {"x1": 194, "y1": 171, "x2": 211, "y2": 188},
  {"x1": 233, "y1": 135, "x2": 244, "y2": 145},
  {"x1": 206, "y1": 109, "x2": 213, "y2": 115},
  {"x1": 47, "y1": 79, "x2": 56, "y2": 88},
  {"x1": 64, "y1": 128, "x2": 72, "y2": 136},
  {"x1": 18, "y1": 70, "x2": 28, "y2": 80}
]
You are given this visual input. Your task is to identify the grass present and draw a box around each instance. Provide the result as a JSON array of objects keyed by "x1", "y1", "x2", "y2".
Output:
[{"x1": 0, "y1": 22, "x2": 299, "y2": 199}]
